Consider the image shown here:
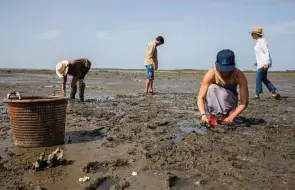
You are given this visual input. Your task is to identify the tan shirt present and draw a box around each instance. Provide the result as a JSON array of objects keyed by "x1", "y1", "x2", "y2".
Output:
[{"x1": 144, "y1": 41, "x2": 158, "y2": 65}]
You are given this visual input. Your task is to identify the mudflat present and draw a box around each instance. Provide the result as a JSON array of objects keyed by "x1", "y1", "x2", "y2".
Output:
[{"x1": 0, "y1": 70, "x2": 295, "y2": 190}]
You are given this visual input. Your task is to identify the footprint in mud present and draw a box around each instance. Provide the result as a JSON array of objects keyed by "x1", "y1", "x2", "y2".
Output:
[
  {"x1": 65, "y1": 127, "x2": 104, "y2": 144},
  {"x1": 84, "y1": 176, "x2": 129, "y2": 190},
  {"x1": 82, "y1": 158, "x2": 129, "y2": 174},
  {"x1": 83, "y1": 177, "x2": 119, "y2": 190},
  {"x1": 100, "y1": 178, "x2": 119, "y2": 190},
  {"x1": 163, "y1": 172, "x2": 203, "y2": 190},
  {"x1": 171, "y1": 178, "x2": 197, "y2": 190}
]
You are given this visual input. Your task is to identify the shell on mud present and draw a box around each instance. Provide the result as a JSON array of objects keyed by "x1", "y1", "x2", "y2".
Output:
[{"x1": 79, "y1": 176, "x2": 90, "y2": 182}]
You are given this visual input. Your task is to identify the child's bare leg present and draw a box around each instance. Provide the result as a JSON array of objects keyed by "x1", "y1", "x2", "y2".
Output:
[
  {"x1": 144, "y1": 79, "x2": 150, "y2": 94},
  {"x1": 149, "y1": 79, "x2": 153, "y2": 93}
]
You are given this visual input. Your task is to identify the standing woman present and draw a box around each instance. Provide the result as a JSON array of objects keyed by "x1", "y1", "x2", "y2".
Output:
[{"x1": 250, "y1": 27, "x2": 280, "y2": 100}]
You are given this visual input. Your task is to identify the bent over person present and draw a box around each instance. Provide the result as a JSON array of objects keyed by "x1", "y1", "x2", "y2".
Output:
[
  {"x1": 197, "y1": 49, "x2": 249, "y2": 126},
  {"x1": 56, "y1": 58, "x2": 91, "y2": 101}
]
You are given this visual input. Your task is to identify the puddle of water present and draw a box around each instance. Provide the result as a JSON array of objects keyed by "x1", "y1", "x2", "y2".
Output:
[
  {"x1": 85, "y1": 96, "x2": 115, "y2": 103},
  {"x1": 173, "y1": 120, "x2": 207, "y2": 144},
  {"x1": 171, "y1": 178, "x2": 196, "y2": 190},
  {"x1": 179, "y1": 126, "x2": 206, "y2": 134},
  {"x1": 99, "y1": 178, "x2": 119, "y2": 189},
  {"x1": 173, "y1": 134, "x2": 182, "y2": 144},
  {"x1": 44, "y1": 85, "x2": 58, "y2": 88},
  {"x1": 178, "y1": 120, "x2": 207, "y2": 135}
]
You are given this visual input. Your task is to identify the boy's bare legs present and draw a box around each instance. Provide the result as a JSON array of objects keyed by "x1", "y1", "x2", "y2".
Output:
[
  {"x1": 144, "y1": 64, "x2": 154, "y2": 94},
  {"x1": 149, "y1": 79, "x2": 154, "y2": 93},
  {"x1": 144, "y1": 79, "x2": 151, "y2": 94}
]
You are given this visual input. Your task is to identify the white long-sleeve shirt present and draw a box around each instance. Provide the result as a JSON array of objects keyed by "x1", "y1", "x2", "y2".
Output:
[{"x1": 254, "y1": 37, "x2": 272, "y2": 69}]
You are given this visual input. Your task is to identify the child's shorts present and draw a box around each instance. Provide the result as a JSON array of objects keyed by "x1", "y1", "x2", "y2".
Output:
[{"x1": 145, "y1": 64, "x2": 154, "y2": 79}]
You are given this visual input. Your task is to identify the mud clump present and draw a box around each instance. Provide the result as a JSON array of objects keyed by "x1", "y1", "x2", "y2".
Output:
[
  {"x1": 82, "y1": 158, "x2": 129, "y2": 173},
  {"x1": 83, "y1": 176, "x2": 129, "y2": 190},
  {"x1": 32, "y1": 147, "x2": 69, "y2": 171}
]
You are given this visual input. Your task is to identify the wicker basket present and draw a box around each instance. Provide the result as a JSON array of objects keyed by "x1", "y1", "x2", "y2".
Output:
[{"x1": 3, "y1": 92, "x2": 69, "y2": 148}]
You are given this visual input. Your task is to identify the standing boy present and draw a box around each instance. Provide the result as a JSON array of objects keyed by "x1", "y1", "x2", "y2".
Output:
[{"x1": 144, "y1": 36, "x2": 164, "y2": 94}]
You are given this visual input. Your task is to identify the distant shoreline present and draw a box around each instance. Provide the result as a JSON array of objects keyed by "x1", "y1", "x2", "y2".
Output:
[{"x1": 0, "y1": 68, "x2": 294, "y2": 74}]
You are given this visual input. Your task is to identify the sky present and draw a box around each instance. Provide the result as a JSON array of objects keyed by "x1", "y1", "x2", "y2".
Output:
[{"x1": 0, "y1": 1, "x2": 295, "y2": 71}]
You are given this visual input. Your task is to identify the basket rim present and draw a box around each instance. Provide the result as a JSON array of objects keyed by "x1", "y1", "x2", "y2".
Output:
[{"x1": 3, "y1": 96, "x2": 69, "y2": 103}]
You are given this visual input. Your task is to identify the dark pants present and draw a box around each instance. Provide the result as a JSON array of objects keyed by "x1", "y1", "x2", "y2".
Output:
[{"x1": 256, "y1": 68, "x2": 276, "y2": 94}]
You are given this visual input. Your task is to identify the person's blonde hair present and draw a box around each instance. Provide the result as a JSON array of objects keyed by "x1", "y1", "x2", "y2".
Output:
[{"x1": 213, "y1": 66, "x2": 237, "y2": 86}]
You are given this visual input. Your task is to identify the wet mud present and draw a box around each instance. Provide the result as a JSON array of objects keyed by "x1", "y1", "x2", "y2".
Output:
[{"x1": 0, "y1": 71, "x2": 295, "y2": 189}]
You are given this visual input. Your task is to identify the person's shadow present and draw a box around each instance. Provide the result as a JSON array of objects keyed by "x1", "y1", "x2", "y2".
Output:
[
  {"x1": 232, "y1": 116, "x2": 266, "y2": 127},
  {"x1": 65, "y1": 127, "x2": 105, "y2": 144}
]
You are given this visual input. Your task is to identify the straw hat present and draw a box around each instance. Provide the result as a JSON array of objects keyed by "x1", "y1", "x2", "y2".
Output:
[
  {"x1": 251, "y1": 26, "x2": 263, "y2": 36},
  {"x1": 56, "y1": 60, "x2": 69, "y2": 78}
]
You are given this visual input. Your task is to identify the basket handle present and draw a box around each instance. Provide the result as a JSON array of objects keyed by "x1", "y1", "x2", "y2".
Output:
[{"x1": 7, "y1": 92, "x2": 22, "y2": 100}]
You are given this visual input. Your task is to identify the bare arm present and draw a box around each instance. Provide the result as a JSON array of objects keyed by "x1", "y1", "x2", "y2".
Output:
[
  {"x1": 197, "y1": 69, "x2": 214, "y2": 119},
  {"x1": 226, "y1": 70, "x2": 249, "y2": 121},
  {"x1": 149, "y1": 57, "x2": 157, "y2": 70}
]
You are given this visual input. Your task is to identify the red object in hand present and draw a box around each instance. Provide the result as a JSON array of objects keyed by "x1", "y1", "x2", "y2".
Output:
[
  {"x1": 209, "y1": 114, "x2": 217, "y2": 127},
  {"x1": 210, "y1": 113, "x2": 229, "y2": 126},
  {"x1": 221, "y1": 114, "x2": 229, "y2": 123}
]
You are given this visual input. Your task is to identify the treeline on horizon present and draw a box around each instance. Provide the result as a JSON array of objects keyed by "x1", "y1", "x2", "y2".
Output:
[{"x1": 0, "y1": 68, "x2": 294, "y2": 73}]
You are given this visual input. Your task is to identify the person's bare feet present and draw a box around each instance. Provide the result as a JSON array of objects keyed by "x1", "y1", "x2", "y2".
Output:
[{"x1": 148, "y1": 88, "x2": 154, "y2": 95}]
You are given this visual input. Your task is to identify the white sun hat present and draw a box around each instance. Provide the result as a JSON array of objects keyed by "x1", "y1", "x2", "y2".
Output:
[{"x1": 56, "y1": 60, "x2": 69, "y2": 78}]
